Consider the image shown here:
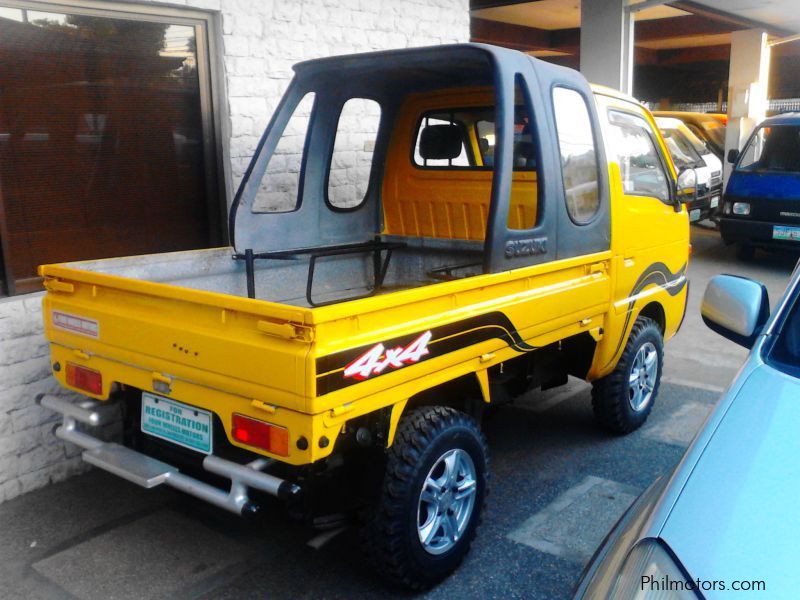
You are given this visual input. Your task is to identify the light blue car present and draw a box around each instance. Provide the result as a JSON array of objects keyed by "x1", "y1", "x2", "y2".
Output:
[{"x1": 575, "y1": 262, "x2": 800, "y2": 599}]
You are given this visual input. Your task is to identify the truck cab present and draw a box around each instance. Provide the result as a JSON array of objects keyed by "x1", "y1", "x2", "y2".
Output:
[{"x1": 39, "y1": 44, "x2": 689, "y2": 589}]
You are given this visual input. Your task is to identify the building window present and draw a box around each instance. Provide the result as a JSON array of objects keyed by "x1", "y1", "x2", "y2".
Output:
[{"x1": 0, "y1": 2, "x2": 221, "y2": 295}]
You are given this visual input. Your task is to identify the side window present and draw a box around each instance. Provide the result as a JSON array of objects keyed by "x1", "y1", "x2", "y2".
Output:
[
  {"x1": 552, "y1": 87, "x2": 601, "y2": 224},
  {"x1": 252, "y1": 92, "x2": 315, "y2": 213},
  {"x1": 328, "y1": 98, "x2": 381, "y2": 210},
  {"x1": 475, "y1": 106, "x2": 537, "y2": 172},
  {"x1": 607, "y1": 110, "x2": 670, "y2": 203},
  {"x1": 413, "y1": 113, "x2": 471, "y2": 168}
]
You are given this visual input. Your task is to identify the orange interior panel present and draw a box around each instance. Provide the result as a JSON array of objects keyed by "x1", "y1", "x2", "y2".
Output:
[{"x1": 382, "y1": 89, "x2": 538, "y2": 241}]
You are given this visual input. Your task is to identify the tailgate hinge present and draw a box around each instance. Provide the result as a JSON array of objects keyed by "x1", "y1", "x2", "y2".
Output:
[
  {"x1": 257, "y1": 320, "x2": 314, "y2": 342},
  {"x1": 43, "y1": 278, "x2": 75, "y2": 294}
]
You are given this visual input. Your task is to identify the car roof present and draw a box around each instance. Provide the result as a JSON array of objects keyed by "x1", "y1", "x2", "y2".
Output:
[
  {"x1": 758, "y1": 112, "x2": 800, "y2": 127},
  {"x1": 653, "y1": 111, "x2": 718, "y2": 123},
  {"x1": 590, "y1": 83, "x2": 640, "y2": 105},
  {"x1": 655, "y1": 116, "x2": 683, "y2": 129}
]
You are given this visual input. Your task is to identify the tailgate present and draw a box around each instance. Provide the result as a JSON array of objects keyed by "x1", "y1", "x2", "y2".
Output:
[{"x1": 40, "y1": 265, "x2": 315, "y2": 412}]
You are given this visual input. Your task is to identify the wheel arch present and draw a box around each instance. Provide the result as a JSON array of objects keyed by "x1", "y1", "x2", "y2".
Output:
[
  {"x1": 638, "y1": 301, "x2": 666, "y2": 334},
  {"x1": 386, "y1": 372, "x2": 488, "y2": 446}
]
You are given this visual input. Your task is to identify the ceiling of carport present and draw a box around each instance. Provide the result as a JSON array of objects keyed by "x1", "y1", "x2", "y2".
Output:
[{"x1": 690, "y1": 0, "x2": 800, "y2": 35}]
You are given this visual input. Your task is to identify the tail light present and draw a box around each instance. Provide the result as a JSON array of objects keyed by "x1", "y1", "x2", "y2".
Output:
[
  {"x1": 66, "y1": 362, "x2": 103, "y2": 395},
  {"x1": 232, "y1": 413, "x2": 289, "y2": 456}
]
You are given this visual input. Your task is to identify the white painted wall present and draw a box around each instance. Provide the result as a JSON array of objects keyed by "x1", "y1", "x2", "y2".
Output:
[{"x1": 0, "y1": 0, "x2": 470, "y2": 504}]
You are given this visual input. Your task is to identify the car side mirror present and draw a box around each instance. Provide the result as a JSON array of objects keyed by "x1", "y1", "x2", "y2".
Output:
[
  {"x1": 674, "y1": 167, "x2": 697, "y2": 211},
  {"x1": 701, "y1": 275, "x2": 770, "y2": 348},
  {"x1": 727, "y1": 148, "x2": 740, "y2": 164}
]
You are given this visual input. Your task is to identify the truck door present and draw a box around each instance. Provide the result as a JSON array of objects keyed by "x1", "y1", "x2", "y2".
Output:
[{"x1": 594, "y1": 94, "x2": 689, "y2": 369}]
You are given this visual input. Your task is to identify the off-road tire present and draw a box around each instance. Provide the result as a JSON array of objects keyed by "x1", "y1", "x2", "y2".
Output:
[
  {"x1": 361, "y1": 406, "x2": 488, "y2": 590},
  {"x1": 592, "y1": 316, "x2": 663, "y2": 434}
]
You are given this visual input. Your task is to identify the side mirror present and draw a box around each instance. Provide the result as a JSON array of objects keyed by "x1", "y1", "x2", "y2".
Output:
[
  {"x1": 727, "y1": 148, "x2": 740, "y2": 165},
  {"x1": 701, "y1": 274, "x2": 770, "y2": 348},
  {"x1": 675, "y1": 167, "x2": 697, "y2": 211}
]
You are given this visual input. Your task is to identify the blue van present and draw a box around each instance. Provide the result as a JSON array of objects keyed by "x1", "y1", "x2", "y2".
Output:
[{"x1": 720, "y1": 113, "x2": 800, "y2": 259}]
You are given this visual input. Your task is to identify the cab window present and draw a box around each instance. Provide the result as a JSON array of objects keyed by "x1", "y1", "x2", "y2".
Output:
[
  {"x1": 553, "y1": 87, "x2": 600, "y2": 223},
  {"x1": 412, "y1": 106, "x2": 536, "y2": 171},
  {"x1": 413, "y1": 113, "x2": 471, "y2": 168},
  {"x1": 607, "y1": 110, "x2": 670, "y2": 203}
]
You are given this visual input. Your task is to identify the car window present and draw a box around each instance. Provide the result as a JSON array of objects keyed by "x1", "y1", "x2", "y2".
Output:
[
  {"x1": 553, "y1": 87, "x2": 601, "y2": 224},
  {"x1": 328, "y1": 98, "x2": 381, "y2": 210},
  {"x1": 738, "y1": 125, "x2": 800, "y2": 173},
  {"x1": 698, "y1": 118, "x2": 725, "y2": 148},
  {"x1": 252, "y1": 92, "x2": 315, "y2": 213},
  {"x1": 661, "y1": 129, "x2": 702, "y2": 169},
  {"x1": 678, "y1": 123, "x2": 709, "y2": 156},
  {"x1": 412, "y1": 106, "x2": 536, "y2": 171},
  {"x1": 769, "y1": 288, "x2": 800, "y2": 377},
  {"x1": 607, "y1": 110, "x2": 670, "y2": 203},
  {"x1": 413, "y1": 113, "x2": 471, "y2": 168}
]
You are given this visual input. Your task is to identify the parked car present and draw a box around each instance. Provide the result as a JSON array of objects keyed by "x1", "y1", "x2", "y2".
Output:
[
  {"x1": 574, "y1": 262, "x2": 800, "y2": 599},
  {"x1": 708, "y1": 112, "x2": 727, "y2": 125},
  {"x1": 36, "y1": 44, "x2": 692, "y2": 589},
  {"x1": 720, "y1": 113, "x2": 800, "y2": 259},
  {"x1": 656, "y1": 116, "x2": 723, "y2": 221},
  {"x1": 654, "y1": 111, "x2": 727, "y2": 160}
]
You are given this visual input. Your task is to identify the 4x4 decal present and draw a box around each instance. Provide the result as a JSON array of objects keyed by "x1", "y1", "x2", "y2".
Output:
[
  {"x1": 343, "y1": 331, "x2": 432, "y2": 380},
  {"x1": 316, "y1": 312, "x2": 536, "y2": 395}
]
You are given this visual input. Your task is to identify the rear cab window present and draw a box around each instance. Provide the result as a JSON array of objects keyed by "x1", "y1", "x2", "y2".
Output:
[{"x1": 403, "y1": 89, "x2": 540, "y2": 232}]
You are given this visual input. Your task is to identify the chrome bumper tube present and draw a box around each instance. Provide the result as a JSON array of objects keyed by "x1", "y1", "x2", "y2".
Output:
[{"x1": 38, "y1": 394, "x2": 301, "y2": 516}]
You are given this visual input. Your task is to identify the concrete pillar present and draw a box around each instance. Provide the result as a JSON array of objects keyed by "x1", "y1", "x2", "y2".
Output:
[
  {"x1": 724, "y1": 29, "x2": 771, "y2": 182},
  {"x1": 580, "y1": 0, "x2": 634, "y2": 94}
]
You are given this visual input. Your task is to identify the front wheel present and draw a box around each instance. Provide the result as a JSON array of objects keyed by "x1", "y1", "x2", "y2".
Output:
[
  {"x1": 592, "y1": 316, "x2": 663, "y2": 434},
  {"x1": 361, "y1": 406, "x2": 488, "y2": 590}
]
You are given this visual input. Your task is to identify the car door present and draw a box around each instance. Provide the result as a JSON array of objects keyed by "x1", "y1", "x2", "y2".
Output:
[{"x1": 593, "y1": 93, "x2": 689, "y2": 372}]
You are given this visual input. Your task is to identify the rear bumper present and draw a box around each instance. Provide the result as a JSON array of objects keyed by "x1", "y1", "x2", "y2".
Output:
[
  {"x1": 719, "y1": 217, "x2": 800, "y2": 250},
  {"x1": 39, "y1": 394, "x2": 301, "y2": 516}
]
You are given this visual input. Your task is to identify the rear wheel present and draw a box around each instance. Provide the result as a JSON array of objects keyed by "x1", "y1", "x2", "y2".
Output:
[
  {"x1": 592, "y1": 316, "x2": 663, "y2": 434},
  {"x1": 361, "y1": 406, "x2": 488, "y2": 590}
]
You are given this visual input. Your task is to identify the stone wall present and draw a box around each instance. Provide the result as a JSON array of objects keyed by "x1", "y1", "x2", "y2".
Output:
[
  {"x1": 0, "y1": 0, "x2": 469, "y2": 503},
  {"x1": 0, "y1": 294, "x2": 86, "y2": 503}
]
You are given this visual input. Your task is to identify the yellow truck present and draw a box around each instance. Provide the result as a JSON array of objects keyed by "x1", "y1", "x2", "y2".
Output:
[{"x1": 38, "y1": 44, "x2": 692, "y2": 589}]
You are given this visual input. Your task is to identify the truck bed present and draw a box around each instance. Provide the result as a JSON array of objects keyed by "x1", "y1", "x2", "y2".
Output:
[{"x1": 59, "y1": 237, "x2": 483, "y2": 308}]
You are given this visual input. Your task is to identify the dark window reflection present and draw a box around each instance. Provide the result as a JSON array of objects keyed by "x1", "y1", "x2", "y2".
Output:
[{"x1": 0, "y1": 9, "x2": 214, "y2": 292}]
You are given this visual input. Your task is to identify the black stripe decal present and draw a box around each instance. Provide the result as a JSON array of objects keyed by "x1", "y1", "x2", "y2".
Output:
[
  {"x1": 611, "y1": 261, "x2": 687, "y2": 361},
  {"x1": 315, "y1": 311, "x2": 536, "y2": 395}
]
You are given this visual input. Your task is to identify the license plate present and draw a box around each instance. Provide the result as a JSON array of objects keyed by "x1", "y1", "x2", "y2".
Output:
[
  {"x1": 141, "y1": 393, "x2": 212, "y2": 454},
  {"x1": 689, "y1": 209, "x2": 701, "y2": 222},
  {"x1": 710, "y1": 195, "x2": 720, "y2": 209},
  {"x1": 773, "y1": 225, "x2": 800, "y2": 241}
]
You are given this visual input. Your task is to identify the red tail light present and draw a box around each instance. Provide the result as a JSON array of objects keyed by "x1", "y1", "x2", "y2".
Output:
[
  {"x1": 231, "y1": 413, "x2": 289, "y2": 456},
  {"x1": 66, "y1": 362, "x2": 103, "y2": 395}
]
